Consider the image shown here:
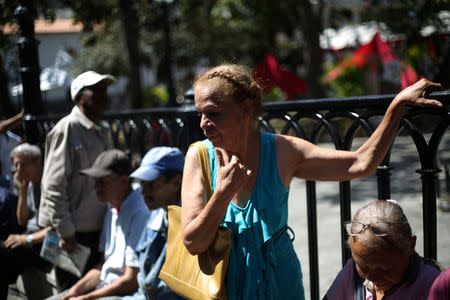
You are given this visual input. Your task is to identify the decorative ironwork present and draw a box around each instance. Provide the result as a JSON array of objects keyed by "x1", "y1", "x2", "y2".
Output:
[{"x1": 25, "y1": 90, "x2": 450, "y2": 300}]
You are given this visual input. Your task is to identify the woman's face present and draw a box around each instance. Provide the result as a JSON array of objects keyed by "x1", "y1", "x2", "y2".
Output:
[
  {"x1": 351, "y1": 238, "x2": 414, "y2": 292},
  {"x1": 195, "y1": 84, "x2": 245, "y2": 151}
]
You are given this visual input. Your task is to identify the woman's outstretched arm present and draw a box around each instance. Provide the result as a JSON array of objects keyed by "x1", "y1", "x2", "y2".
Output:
[{"x1": 276, "y1": 79, "x2": 443, "y2": 186}]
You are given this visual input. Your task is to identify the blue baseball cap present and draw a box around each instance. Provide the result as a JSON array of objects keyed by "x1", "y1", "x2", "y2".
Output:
[{"x1": 130, "y1": 147, "x2": 184, "y2": 181}]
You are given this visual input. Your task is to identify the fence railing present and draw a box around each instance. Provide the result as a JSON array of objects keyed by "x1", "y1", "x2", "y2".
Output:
[{"x1": 24, "y1": 90, "x2": 450, "y2": 300}]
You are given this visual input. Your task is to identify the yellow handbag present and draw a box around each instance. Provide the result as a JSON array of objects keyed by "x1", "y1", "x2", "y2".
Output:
[{"x1": 159, "y1": 141, "x2": 231, "y2": 300}]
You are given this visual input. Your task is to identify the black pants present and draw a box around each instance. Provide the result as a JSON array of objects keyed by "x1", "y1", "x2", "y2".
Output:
[
  {"x1": 54, "y1": 231, "x2": 102, "y2": 292},
  {"x1": 0, "y1": 241, "x2": 51, "y2": 300}
]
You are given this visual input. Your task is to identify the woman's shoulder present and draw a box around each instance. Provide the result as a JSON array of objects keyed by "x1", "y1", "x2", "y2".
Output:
[
  {"x1": 325, "y1": 259, "x2": 356, "y2": 300},
  {"x1": 418, "y1": 257, "x2": 442, "y2": 278}
]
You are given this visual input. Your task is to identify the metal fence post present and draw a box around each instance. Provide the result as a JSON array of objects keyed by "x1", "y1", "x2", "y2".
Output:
[
  {"x1": 376, "y1": 165, "x2": 394, "y2": 200},
  {"x1": 306, "y1": 180, "x2": 319, "y2": 300},
  {"x1": 14, "y1": 0, "x2": 43, "y2": 144},
  {"x1": 417, "y1": 168, "x2": 440, "y2": 260}
]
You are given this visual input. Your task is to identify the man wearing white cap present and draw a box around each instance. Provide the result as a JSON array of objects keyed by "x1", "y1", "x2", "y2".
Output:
[
  {"x1": 38, "y1": 71, "x2": 115, "y2": 290},
  {"x1": 124, "y1": 147, "x2": 185, "y2": 300}
]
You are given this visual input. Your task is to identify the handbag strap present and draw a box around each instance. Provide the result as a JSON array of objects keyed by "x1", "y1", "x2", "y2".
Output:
[{"x1": 190, "y1": 141, "x2": 212, "y2": 201}]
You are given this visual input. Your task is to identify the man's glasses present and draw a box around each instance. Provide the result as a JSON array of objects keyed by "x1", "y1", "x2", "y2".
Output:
[{"x1": 344, "y1": 221, "x2": 404, "y2": 237}]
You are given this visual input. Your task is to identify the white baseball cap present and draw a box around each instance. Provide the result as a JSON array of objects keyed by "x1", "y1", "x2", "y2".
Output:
[{"x1": 70, "y1": 71, "x2": 116, "y2": 101}]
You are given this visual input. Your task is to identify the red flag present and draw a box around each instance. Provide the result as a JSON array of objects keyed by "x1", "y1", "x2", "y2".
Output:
[
  {"x1": 325, "y1": 32, "x2": 422, "y2": 88},
  {"x1": 374, "y1": 33, "x2": 396, "y2": 63},
  {"x1": 400, "y1": 62, "x2": 421, "y2": 89},
  {"x1": 325, "y1": 33, "x2": 381, "y2": 83},
  {"x1": 252, "y1": 54, "x2": 307, "y2": 99}
]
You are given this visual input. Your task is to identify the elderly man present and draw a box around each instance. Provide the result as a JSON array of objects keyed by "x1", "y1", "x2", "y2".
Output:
[
  {"x1": 47, "y1": 149, "x2": 149, "y2": 300},
  {"x1": 0, "y1": 143, "x2": 52, "y2": 299},
  {"x1": 39, "y1": 71, "x2": 115, "y2": 290},
  {"x1": 124, "y1": 147, "x2": 185, "y2": 300}
]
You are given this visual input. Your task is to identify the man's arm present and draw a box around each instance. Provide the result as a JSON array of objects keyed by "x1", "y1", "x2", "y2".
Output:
[
  {"x1": 39, "y1": 125, "x2": 77, "y2": 252},
  {"x1": 76, "y1": 242, "x2": 140, "y2": 299},
  {"x1": 29, "y1": 226, "x2": 52, "y2": 244},
  {"x1": 15, "y1": 177, "x2": 30, "y2": 226},
  {"x1": 60, "y1": 258, "x2": 104, "y2": 300},
  {"x1": 80, "y1": 266, "x2": 139, "y2": 299},
  {"x1": 0, "y1": 108, "x2": 23, "y2": 135},
  {"x1": 4, "y1": 226, "x2": 52, "y2": 249}
]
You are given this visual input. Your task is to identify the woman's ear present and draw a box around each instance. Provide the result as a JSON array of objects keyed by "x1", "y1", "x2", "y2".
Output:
[{"x1": 240, "y1": 98, "x2": 254, "y2": 119}]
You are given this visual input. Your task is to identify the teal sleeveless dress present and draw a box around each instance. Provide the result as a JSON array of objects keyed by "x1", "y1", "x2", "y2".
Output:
[{"x1": 204, "y1": 131, "x2": 305, "y2": 300}]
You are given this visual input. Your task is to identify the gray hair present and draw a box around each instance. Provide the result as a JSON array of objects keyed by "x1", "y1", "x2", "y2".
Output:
[
  {"x1": 348, "y1": 200, "x2": 412, "y2": 251},
  {"x1": 10, "y1": 143, "x2": 42, "y2": 161}
]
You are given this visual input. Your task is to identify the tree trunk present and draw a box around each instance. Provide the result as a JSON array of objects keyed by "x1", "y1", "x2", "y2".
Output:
[
  {"x1": 298, "y1": 2, "x2": 325, "y2": 98},
  {"x1": 119, "y1": 0, "x2": 142, "y2": 109}
]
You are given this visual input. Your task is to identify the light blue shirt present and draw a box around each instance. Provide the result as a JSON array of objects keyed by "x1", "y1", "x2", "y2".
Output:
[
  {"x1": 124, "y1": 207, "x2": 184, "y2": 300},
  {"x1": 99, "y1": 187, "x2": 150, "y2": 286}
]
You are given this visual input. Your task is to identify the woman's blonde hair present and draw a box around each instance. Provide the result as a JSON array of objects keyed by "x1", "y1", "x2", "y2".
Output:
[
  {"x1": 348, "y1": 200, "x2": 413, "y2": 252},
  {"x1": 193, "y1": 64, "x2": 262, "y2": 122}
]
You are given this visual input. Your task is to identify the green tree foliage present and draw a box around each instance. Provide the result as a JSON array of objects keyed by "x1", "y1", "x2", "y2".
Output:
[
  {"x1": 170, "y1": 0, "x2": 323, "y2": 97},
  {"x1": 62, "y1": 0, "x2": 111, "y2": 31},
  {"x1": 71, "y1": 0, "x2": 323, "y2": 100},
  {"x1": 2, "y1": 1, "x2": 328, "y2": 110},
  {"x1": 328, "y1": 66, "x2": 368, "y2": 97},
  {"x1": 361, "y1": 0, "x2": 450, "y2": 83},
  {"x1": 65, "y1": 0, "x2": 144, "y2": 107},
  {"x1": 71, "y1": 20, "x2": 128, "y2": 76},
  {"x1": 326, "y1": 0, "x2": 450, "y2": 96},
  {"x1": 362, "y1": 0, "x2": 449, "y2": 35}
]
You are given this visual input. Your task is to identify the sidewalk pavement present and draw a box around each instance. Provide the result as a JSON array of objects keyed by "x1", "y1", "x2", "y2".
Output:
[{"x1": 288, "y1": 135, "x2": 450, "y2": 299}]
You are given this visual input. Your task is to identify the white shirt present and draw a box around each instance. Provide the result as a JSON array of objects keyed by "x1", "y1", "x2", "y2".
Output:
[{"x1": 99, "y1": 188, "x2": 149, "y2": 285}]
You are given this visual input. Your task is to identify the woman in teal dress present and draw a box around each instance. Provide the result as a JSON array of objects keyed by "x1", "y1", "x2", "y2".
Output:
[{"x1": 181, "y1": 64, "x2": 442, "y2": 299}]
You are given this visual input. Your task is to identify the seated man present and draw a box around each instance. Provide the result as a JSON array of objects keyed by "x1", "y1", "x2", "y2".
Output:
[
  {"x1": 47, "y1": 149, "x2": 149, "y2": 300},
  {"x1": 125, "y1": 147, "x2": 185, "y2": 300},
  {"x1": 325, "y1": 200, "x2": 441, "y2": 300},
  {"x1": 0, "y1": 143, "x2": 52, "y2": 299}
]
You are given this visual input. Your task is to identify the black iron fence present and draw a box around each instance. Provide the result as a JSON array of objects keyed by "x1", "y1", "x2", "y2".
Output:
[{"x1": 24, "y1": 90, "x2": 450, "y2": 300}]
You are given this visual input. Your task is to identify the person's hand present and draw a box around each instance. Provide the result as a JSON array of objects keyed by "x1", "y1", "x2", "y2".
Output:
[
  {"x1": 59, "y1": 236, "x2": 77, "y2": 254},
  {"x1": 14, "y1": 171, "x2": 29, "y2": 195},
  {"x1": 0, "y1": 108, "x2": 24, "y2": 134},
  {"x1": 4, "y1": 234, "x2": 27, "y2": 249},
  {"x1": 394, "y1": 78, "x2": 443, "y2": 107},
  {"x1": 215, "y1": 149, "x2": 252, "y2": 198}
]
